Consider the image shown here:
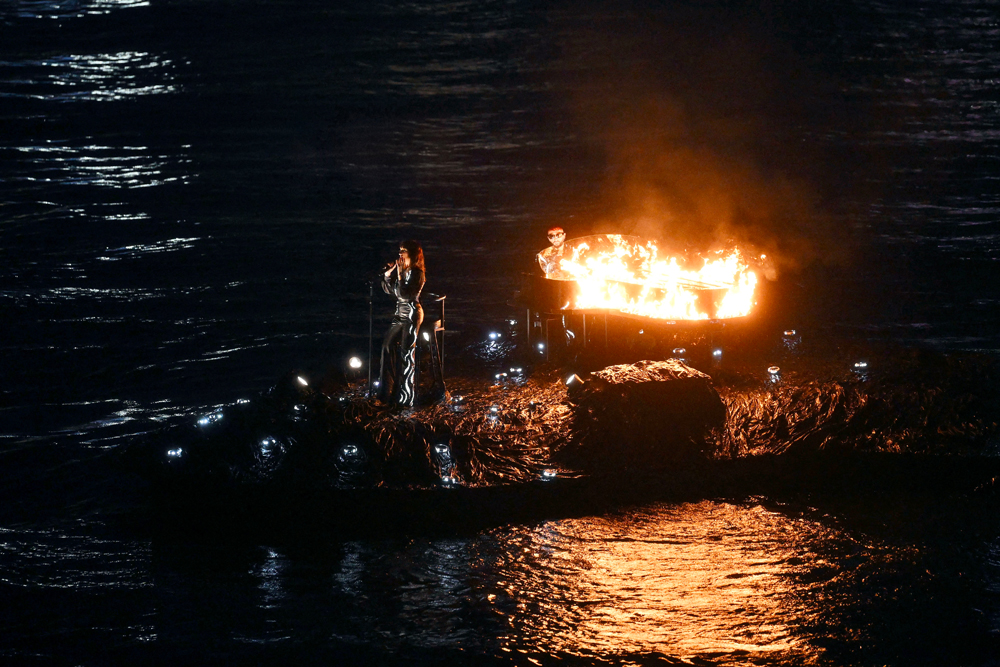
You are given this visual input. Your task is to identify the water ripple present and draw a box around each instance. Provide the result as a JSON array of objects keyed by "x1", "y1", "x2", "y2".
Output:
[{"x1": 0, "y1": 51, "x2": 182, "y2": 102}]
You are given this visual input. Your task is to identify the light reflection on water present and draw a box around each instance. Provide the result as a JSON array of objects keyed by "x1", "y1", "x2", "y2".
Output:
[
  {"x1": 485, "y1": 502, "x2": 828, "y2": 663},
  {"x1": 0, "y1": 51, "x2": 181, "y2": 101},
  {"x1": 9, "y1": 143, "x2": 190, "y2": 189},
  {"x1": 219, "y1": 501, "x2": 870, "y2": 662},
  {"x1": 5, "y1": 0, "x2": 149, "y2": 20},
  {"x1": 0, "y1": 525, "x2": 151, "y2": 591}
]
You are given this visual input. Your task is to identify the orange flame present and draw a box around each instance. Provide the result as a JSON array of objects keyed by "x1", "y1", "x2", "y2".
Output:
[{"x1": 557, "y1": 234, "x2": 757, "y2": 320}]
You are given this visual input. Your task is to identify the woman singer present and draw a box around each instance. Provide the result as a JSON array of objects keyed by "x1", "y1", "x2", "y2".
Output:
[{"x1": 377, "y1": 240, "x2": 425, "y2": 407}]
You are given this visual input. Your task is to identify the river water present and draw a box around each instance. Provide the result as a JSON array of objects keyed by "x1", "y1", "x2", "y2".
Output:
[{"x1": 2, "y1": 0, "x2": 1000, "y2": 664}]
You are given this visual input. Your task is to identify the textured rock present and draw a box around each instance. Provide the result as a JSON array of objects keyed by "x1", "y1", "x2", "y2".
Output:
[{"x1": 561, "y1": 359, "x2": 727, "y2": 469}]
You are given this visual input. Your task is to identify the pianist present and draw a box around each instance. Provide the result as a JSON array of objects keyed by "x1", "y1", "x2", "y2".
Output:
[{"x1": 537, "y1": 226, "x2": 571, "y2": 280}]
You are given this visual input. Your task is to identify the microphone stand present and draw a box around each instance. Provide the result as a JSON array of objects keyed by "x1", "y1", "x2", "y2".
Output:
[{"x1": 367, "y1": 278, "x2": 374, "y2": 397}]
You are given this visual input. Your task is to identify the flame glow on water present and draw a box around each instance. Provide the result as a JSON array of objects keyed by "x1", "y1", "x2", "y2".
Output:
[{"x1": 557, "y1": 235, "x2": 758, "y2": 320}]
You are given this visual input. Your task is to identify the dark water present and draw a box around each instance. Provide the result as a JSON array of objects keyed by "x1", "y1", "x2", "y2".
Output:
[{"x1": 3, "y1": 0, "x2": 1000, "y2": 664}]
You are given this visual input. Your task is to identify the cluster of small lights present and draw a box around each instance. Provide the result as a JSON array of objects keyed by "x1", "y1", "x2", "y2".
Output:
[
  {"x1": 540, "y1": 469, "x2": 557, "y2": 481},
  {"x1": 166, "y1": 448, "x2": 183, "y2": 458},
  {"x1": 488, "y1": 332, "x2": 502, "y2": 340},
  {"x1": 712, "y1": 348, "x2": 723, "y2": 357},
  {"x1": 197, "y1": 411, "x2": 223, "y2": 427},
  {"x1": 237, "y1": 398, "x2": 250, "y2": 405},
  {"x1": 340, "y1": 443, "x2": 360, "y2": 459}
]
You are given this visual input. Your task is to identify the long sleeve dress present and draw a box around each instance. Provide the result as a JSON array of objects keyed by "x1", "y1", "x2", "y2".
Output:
[{"x1": 377, "y1": 267, "x2": 424, "y2": 406}]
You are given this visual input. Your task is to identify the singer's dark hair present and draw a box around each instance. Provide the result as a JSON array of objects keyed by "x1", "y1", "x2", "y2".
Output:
[{"x1": 400, "y1": 239, "x2": 425, "y2": 273}]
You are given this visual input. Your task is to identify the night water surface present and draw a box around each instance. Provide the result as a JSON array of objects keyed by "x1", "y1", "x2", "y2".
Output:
[{"x1": 3, "y1": 0, "x2": 1000, "y2": 664}]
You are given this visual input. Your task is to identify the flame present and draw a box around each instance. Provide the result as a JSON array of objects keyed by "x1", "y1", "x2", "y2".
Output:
[{"x1": 557, "y1": 234, "x2": 757, "y2": 320}]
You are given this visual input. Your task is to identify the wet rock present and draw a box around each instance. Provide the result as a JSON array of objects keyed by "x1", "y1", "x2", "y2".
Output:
[{"x1": 560, "y1": 359, "x2": 726, "y2": 470}]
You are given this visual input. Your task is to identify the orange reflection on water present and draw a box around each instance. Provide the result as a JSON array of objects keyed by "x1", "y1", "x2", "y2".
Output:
[{"x1": 494, "y1": 501, "x2": 832, "y2": 664}]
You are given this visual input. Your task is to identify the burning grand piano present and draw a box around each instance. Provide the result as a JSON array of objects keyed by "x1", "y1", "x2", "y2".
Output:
[{"x1": 519, "y1": 234, "x2": 774, "y2": 359}]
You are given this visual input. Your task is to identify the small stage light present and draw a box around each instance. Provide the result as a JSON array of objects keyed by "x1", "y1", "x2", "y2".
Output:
[
  {"x1": 197, "y1": 411, "x2": 223, "y2": 427},
  {"x1": 260, "y1": 437, "x2": 278, "y2": 457},
  {"x1": 338, "y1": 443, "x2": 363, "y2": 465},
  {"x1": 422, "y1": 331, "x2": 430, "y2": 341},
  {"x1": 488, "y1": 332, "x2": 501, "y2": 340},
  {"x1": 565, "y1": 373, "x2": 583, "y2": 386},
  {"x1": 541, "y1": 469, "x2": 557, "y2": 481},
  {"x1": 712, "y1": 348, "x2": 723, "y2": 357},
  {"x1": 296, "y1": 376, "x2": 308, "y2": 387},
  {"x1": 537, "y1": 343, "x2": 545, "y2": 351},
  {"x1": 166, "y1": 448, "x2": 183, "y2": 458},
  {"x1": 767, "y1": 366, "x2": 781, "y2": 382},
  {"x1": 348, "y1": 356, "x2": 363, "y2": 369}
]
